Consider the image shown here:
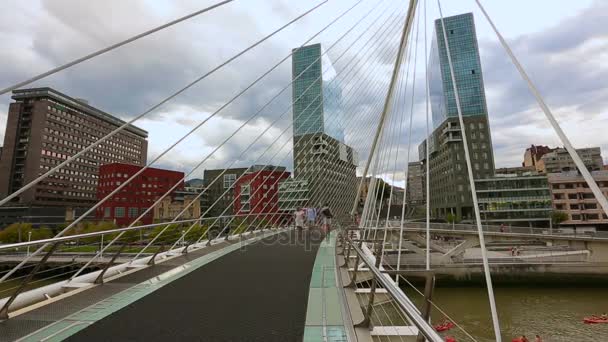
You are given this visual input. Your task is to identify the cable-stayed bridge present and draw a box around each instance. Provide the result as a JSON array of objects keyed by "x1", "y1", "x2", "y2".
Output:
[{"x1": 0, "y1": 1, "x2": 607, "y2": 341}]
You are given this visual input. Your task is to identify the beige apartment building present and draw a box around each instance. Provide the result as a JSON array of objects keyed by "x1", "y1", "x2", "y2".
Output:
[
  {"x1": 548, "y1": 171, "x2": 608, "y2": 228},
  {"x1": 153, "y1": 190, "x2": 201, "y2": 222}
]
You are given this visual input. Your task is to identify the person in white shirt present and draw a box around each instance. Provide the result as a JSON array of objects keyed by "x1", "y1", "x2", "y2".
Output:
[{"x1": 294, "y1": 207, "x2": 305, "y2": 234}]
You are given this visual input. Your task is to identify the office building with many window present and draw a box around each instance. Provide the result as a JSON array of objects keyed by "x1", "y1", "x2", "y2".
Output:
[
  {"x1": 234, "y1": 169, "x2": 290, "y2": 221},
  {"x1": 95, "y1": 163, "x2": 184, "y2": 225},
  {"x1": 419, "y1": 13, "x2": 495, "y2": 221},
  {"x1": 278, "y1": 178, "x2": 310, "y2": 213},
  {"x1": 294, "y1": 133, "x2": 358, "y2": 221},
  {"x1": 0, "y1": 88, "x2": 148, "y2": 209},
  {"x1": 476, "y1": 172, "x2": 552, "y2": 227},
  {"x1": 540, "y1": 147, "x2": 603, "y2": 174},
  {"x1": 202, "y1": 167, "x2": 249, "y2": 218},
  {"x1": 292, "y1": 43, "x2": 345, "y2": 143},
  {"x1": 406, "y1": 161, "x2": 425, "y2": 206},
  {"x1": 292, "y1": 44, "x2": 357, "y2": 221},
  {"x1": 548, "y1": 171, "x2": 608, "y2": 230}
]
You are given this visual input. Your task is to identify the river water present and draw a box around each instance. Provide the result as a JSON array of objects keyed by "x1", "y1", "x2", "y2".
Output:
[{"x1": 403, "y1": 286, "x2": 608, "y2": 342}]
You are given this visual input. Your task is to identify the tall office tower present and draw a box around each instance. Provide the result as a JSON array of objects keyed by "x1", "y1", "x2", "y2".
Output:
[
  {"x1": 291, "y1": 44, "x2": 357, "y2": 220},
  {"x1": 292, "y1": 43, "x2": 345, "y2": 143},
  {"x1": 0, "y1": 88, "x2": 148, "y2": 211},
  {"x1": 419, "y1": 13, "x2": 495, "y2": 220}
]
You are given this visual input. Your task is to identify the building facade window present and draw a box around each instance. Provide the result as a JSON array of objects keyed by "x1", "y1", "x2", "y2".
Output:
[
  {"x1": 128, "y1": 207, "x2": 138, "y2": 218},
  {"x1": 115, "y1": 207, "x2": 126, "y2": 218},
  {"x1": 223, "y1": 174, "x2": 237, "y2": 189}
]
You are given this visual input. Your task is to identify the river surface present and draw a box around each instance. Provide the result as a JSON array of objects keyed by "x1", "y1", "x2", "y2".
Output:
[{"x1": 402, "y1": 286, "x2": 608, "y2": 342}]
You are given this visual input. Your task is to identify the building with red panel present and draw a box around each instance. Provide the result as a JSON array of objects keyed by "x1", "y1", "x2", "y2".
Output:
[
  {"x1": 96, "y1": 163, "x2": 184, "y2": 226},
  {"x1": 234, "y1": 166, "x2": 290, "y2": 221}
]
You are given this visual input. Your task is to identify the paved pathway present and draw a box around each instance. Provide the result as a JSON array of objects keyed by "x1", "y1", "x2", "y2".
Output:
[{"x1": 66, "y1": 230, "x2": 323, "y2": 341}]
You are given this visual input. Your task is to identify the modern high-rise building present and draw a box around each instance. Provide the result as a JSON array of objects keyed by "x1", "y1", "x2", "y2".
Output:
[
  {"x1": 419, "y1": 13, "x2": 495, "y2": 220},
  {"x1": 0, "y1": 88, "x2": 148, "y2": 209},
  {"x1": 291, "y1": 44, "x2": 357, "y2": 221},
  {"x1": 429, "y1": 13, "x2": 489, "y2": 129},
  {"x1": 292, "y1": 43, "x2": 344, "y2": 143},
  {"x1": 406, "y1": 161, "x2": 425, "y2": 206}
]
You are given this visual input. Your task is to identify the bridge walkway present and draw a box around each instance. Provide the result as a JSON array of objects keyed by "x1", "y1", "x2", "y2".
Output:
[{"x1": 62, "y1": 229, "x2": 323, "y2": 341}]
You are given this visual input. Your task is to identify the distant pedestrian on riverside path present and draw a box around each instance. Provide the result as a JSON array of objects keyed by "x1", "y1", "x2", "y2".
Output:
[
  {"x1": 294, "y1": 207, "x2": 305, "y2": 234},
  {"x1": 320, "y1": 203, "x2": 333, "y2": 240},
  {"x1": 306, "y1": 207, "x2": 316, "y2": 229}
]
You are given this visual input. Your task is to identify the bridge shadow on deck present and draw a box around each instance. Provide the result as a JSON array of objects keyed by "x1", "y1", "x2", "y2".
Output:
[{"x1": 66, "y1": 230, "x2": 324, "y2": 342}]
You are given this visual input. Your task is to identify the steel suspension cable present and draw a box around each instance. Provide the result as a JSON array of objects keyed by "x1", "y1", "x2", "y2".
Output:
[
  {"x1": 125, "y1": 0, "x2": 393, "y2": 259},
  {"x1": 132, "y1": 15, "x2": 405, "y2": 256},
  {"x1": 437, "y1": 0, "x2": 501, "y2": 339},
  {"x1": 473, "y1": 0, "x2": 608, "y2": 218},
  {"x1": 383, "y1": 3, "x2": 421, "y2": 268},
  {"x1": 171, "y1": 18, "x2": 404, "y2": 246},
  {"x1": 352, "y1": 0, "x2": 419, "y2": 217},
  {"x1": 199, "y1": 21, "x2": 408, "y2": 239},
  {"x1": 68, "y1": 0, "x2": 396, "y2": 273},
  {"x1": 0, "y1": 0, "x2": 361, "y2": 283},
  {"x1": 0, "y1": 0, "x2": 329, "y2": 209},
  {"x1": 423, "y1": 0, "x2": 432, "y2": 272},
  {"x1": 396, "y1": 4, "x2": 422, "y2": 282},
  {"x1": 193, "y1": 30, "x2": 405, "y2": 245},
  {"x1": 0, "y1": 0, "x2": 236, "y2": 96}
]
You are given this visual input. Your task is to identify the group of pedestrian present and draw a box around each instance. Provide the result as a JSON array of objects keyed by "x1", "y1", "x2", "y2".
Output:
[
  {"x1": 294, "y1": 203, "x2": 333, "y2": 239},
  {"x1": 510, "y1": 246, "x2": 522, "y2": 256}
]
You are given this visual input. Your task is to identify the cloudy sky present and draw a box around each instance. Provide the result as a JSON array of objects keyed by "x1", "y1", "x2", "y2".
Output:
[{"x1": 0, "y1": 0, "x2": 606, "y2": 183}]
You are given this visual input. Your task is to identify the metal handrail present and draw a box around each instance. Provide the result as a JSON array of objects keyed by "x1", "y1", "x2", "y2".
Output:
[
  {"x1": 0, "y1": 212, "x2": 288, "y2": 252},
  {"x1": 361, "y1": 222, "x2": 608, "y2": 240},
  {"x1": 347, "y1": 236, "x2": 443, "y2": 342}
]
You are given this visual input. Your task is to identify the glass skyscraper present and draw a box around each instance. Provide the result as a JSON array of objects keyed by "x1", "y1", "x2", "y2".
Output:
[
  {"x1": 429, "y1": 13, "x2": 489, "y2": 129},
  {"x1": 292, "y1": 43, "x2": 344, "y2": 142},
  {"x1": 420, "y1": 13, "x2": 496, "y2": 221}
]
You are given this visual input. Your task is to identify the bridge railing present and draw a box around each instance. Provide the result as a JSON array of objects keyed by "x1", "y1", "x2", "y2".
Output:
[
  {"x1": 339, "y1": 230, "x2": 444, "y2": 342},
  {"x1": 380, "y1": 221, "x2": 608, "y2": 239},
  {"x1": 0, "y1": 213, "x2": 289, "y2": 319}
]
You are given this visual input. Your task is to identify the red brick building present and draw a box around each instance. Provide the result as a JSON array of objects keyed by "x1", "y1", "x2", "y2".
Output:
[
  {"x1": 96, "y1": 163, "x2": 184, "y2": 225},
  {"x1": 234, "y1": 169, "x2": 290, "y2": 220}
]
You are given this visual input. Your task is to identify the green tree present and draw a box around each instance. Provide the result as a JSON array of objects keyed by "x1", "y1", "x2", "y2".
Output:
[
  {"x1": 0, "y1": 223, "x2": 53, "y2": 244},
  {"x1": 446, "y1": 213, "x2": 460, "y2": 224},
  {"x1": 551, "y1": 211, "x2": 568, "y2": 226},
  {"x1": 183, "y1": 223, "x2": 208, "y2": 242},
  {"x1": 148, "y1": 223, "x2": 179, "y2": 245},
  {"x1": 0, "y1": 223, "x2": 32, "y2": 243}
]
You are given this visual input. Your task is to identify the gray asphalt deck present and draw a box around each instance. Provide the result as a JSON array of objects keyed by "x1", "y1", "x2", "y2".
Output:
[
  {"x1": 66, "y1": 230, "x2": 323, "y2": 341},
  {"x1": 0, "y1": 238, "x2": 234, "y2": 342}
]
